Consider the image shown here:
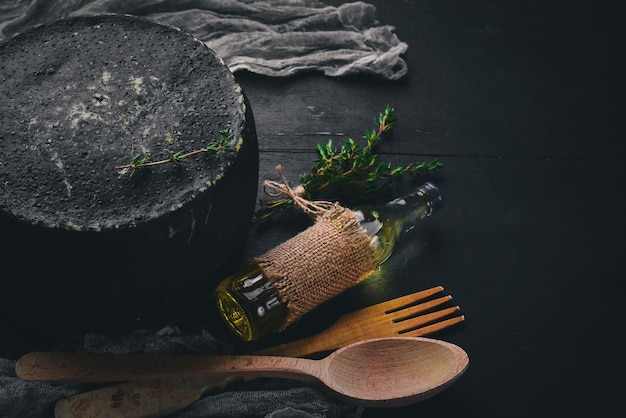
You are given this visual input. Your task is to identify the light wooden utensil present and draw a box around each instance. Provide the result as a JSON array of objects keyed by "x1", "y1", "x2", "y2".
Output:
[
  {"x1": 254, "y1": 285, "x2": 463, "y2": 357},
  {"x1": 35, "y1": 286, "x2": 463, "y2": 416},
  {"x1": 17, "y1": 337, "x2": 469, "y2": 408}
]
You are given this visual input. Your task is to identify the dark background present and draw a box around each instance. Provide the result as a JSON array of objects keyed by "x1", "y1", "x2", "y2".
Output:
[
  {"x1": 234, "y1": 0, "x2": 625, "y2": 416},
  {"x1": 2, "y1": 0, "x2": 624, "y2": 416}
]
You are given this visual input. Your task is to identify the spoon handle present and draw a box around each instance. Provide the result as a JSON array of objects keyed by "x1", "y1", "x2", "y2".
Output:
[{"x1": 15, "y1": 352, "x2": 318, "y2": 384}]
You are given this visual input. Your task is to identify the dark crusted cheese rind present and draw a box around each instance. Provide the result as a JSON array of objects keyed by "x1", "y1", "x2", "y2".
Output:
[{"x1": 0, "y1": 15, "x2": 259, "y2": 334}]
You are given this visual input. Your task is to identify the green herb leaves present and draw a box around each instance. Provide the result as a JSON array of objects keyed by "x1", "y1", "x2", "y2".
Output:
[
  {"x1": 116, "y1": 128, "x2": 235, "y2": 176},
  {"x1": 256, "y1": 107, "x2": 443, "y2": 220}
]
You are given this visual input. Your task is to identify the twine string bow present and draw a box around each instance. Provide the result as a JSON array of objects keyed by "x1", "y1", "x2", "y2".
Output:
[{"x1": 263, "y1": 165, "x2": 337, "y2": 218}]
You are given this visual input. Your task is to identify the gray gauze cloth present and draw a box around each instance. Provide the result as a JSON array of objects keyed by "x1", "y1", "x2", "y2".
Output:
[
  {"x1": 1, "y1": 326, "x2": 364, "y2": 417},
  {"x1": 0, "y1": 0, "x2": 408, "y2": 79}
]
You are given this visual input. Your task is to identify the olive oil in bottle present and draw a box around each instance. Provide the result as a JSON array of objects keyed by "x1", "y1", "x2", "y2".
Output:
[{"x1": 214, "y1": 182, "x2": 444, "y2": 341}]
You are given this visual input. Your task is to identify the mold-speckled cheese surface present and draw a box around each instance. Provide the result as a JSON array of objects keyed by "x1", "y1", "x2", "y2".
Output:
[{"x1": 0, "y1": 15, "x2": 258, "y2": 334}]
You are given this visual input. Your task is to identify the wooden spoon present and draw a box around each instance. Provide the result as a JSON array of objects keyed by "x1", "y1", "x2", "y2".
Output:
[{"x1": 16, "y1": 337, "x2": 468, "y2": 407}]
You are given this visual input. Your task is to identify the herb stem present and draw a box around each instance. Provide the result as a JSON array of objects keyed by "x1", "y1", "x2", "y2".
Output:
[{"x1": 116, "y1": 128, "x2": 234, "y2": 175}]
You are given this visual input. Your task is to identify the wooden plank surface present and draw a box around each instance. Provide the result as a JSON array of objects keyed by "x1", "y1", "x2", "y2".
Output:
[
  {"x1": 1, "y1": 0, "x2": 624, "y2": 416},
  {"x1": 232, "y1": 1, "x2": 625, "y2": 416}
]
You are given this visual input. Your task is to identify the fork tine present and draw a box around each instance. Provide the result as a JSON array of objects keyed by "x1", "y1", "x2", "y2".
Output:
[
  {"x1": 401, "y1": 315, "x2": 465, "y2": 337},
  {"x1": 376, "y1": 286, "x2": 444, "y2": 314},
  {"x1": 386, "y1": 295, "x2": 453, "y2": 322},
  {"x1": 337, "y1": 286, "x2": 446, "y2": 329},
  {"x1": 394, "y1": 306, "x2": 461, "y2": 332}
]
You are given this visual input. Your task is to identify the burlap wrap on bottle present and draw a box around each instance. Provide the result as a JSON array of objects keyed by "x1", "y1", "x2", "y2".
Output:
[{"x1": 254, "y1": 205, "x2": 379, "y2": 331}]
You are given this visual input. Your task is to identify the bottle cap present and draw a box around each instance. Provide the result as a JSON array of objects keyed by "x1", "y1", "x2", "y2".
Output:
[{"x1": 420, "y1": 182, "x2": 444, "y2": 213}]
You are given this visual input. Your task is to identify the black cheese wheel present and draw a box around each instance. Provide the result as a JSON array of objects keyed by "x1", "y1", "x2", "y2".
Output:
[{"x1": 0, "y1": 15, "x2": 258, "y2": 334}]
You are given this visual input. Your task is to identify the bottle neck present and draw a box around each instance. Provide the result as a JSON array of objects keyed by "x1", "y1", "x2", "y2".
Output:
[
  {"x1": 385, "y1": 182, "x2": 443, "y2": 237},
  {"x1": 352, "y1": 182, "x2": 443, "y2": 264}
]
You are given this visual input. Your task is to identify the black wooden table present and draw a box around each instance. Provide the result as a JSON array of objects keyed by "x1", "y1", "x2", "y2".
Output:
[
  {"x1": 1, "y1": 1, "x2": 623, "y2": 416},
  {"x1": 233, "y1": 0, "x2": 625, "y2": 416}
]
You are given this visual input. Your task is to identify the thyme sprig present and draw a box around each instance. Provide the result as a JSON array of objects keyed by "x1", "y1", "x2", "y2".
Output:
[
  {"x1": 116, "y1": 128, "x2": 235, "y2": 176},
  {"x1": 256, "y1": 106, "x2": 443, "y2": 221}
]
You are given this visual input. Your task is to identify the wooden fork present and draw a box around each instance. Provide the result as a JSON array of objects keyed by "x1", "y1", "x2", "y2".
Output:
[
  {"x1": 254, "y1": 285, "x2": 463, "y2": 357},
  {"x1": 52, "y1": 286, "x2": 464, "y2": 417}
]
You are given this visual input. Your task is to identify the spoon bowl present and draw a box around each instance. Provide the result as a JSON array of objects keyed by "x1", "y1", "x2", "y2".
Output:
[
  {"x1": 16, "y1": 337, "x2": 469, "y2": 407},
  {"x1": 323, "y1": 337, "x2": 469, "y2": 406}
]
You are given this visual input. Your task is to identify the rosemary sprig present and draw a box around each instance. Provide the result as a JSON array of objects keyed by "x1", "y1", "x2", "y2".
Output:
[
  {"x1": 116, "y1": 128, "x2": 235, "y2": 176},
  {"x1": 255, "y1": 106, "x2": 443, "y2": 220}
]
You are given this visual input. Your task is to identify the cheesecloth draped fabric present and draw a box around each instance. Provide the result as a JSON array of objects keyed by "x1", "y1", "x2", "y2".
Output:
[{"x1": 0, "y1": 0, "x2": 409, "y2": 80}]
